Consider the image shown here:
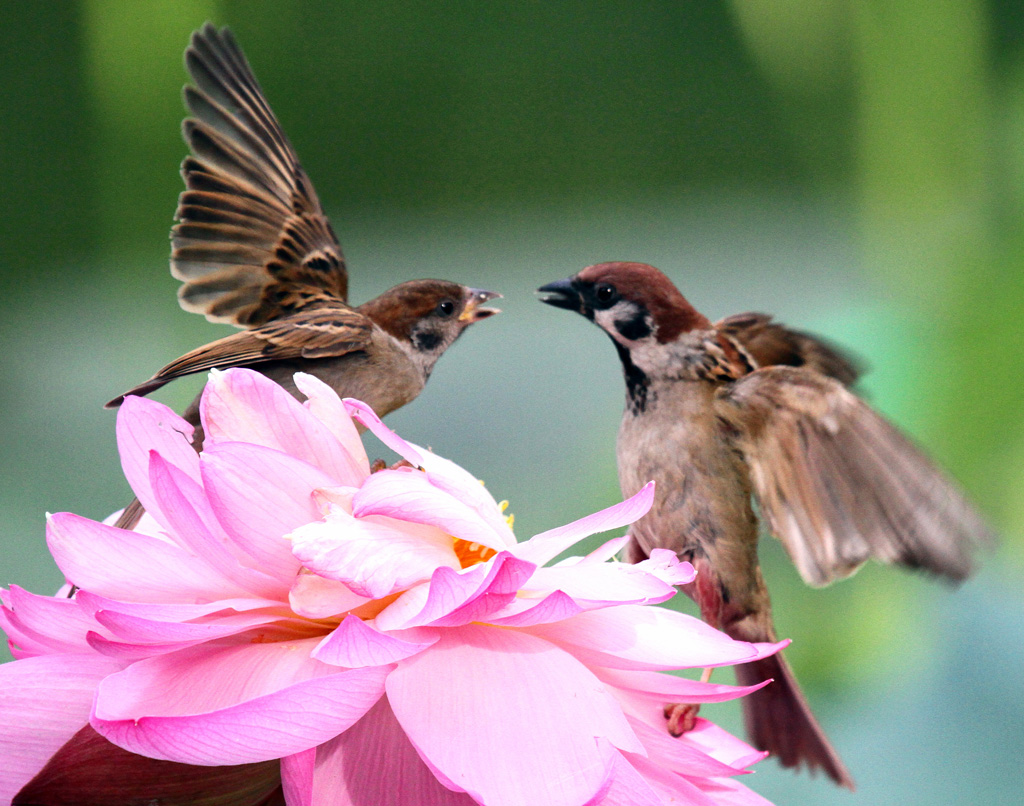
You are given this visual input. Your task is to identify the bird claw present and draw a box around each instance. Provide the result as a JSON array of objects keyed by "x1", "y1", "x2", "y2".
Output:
[{"x1": 664, "y1": 702, "x2": 700, "y2": 736}]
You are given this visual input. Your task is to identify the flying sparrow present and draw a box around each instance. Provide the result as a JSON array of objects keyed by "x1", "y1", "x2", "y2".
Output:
[
  {"x1": 538, "y1": 261, "x2": 992, "y2": 789},
  {"x1": 103, "y1": 24, "x2": 499, "y2": 529},
  {"x1": 105, "y1": 24, "x2": 500, "y2": 442}
]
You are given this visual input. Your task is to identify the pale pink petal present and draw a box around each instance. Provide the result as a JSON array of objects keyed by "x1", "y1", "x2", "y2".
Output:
[
  {"x1": 680, "y1": 719, "x2": 769, "y2": 771},
  {"x1": 281, "y1": 748, "x2": 315, "y2": 806},
  {"x1": 1, "y1": 586, "x2": 106, "y2": 656},
  {"x1": 633, "y1": 549, "x2": 696, "y2": 586},
  {"x1": 594, "y1": 747, "x2": 663, "y2": 806},
  {"x1": 202, "y1": 368, "x2": 365, "y2": 486},
  {"x1": 92, "y1": 639, "x2": 390, "y2": 765},
  {"x1": 525, "y1": 563, "x2": 676, "y2": 607},
  {"x1": 405, "y1": 448, "x2": 515, "y2": 548},
  {"x1": 288, "y1": 573, "x2": 370, "y2": 619},
  {"x1": 294, "y1": 373, "x2": 369, "y2": 478},
  {"x1": 116, "y1": 396, "x2": 199, "y2": 514},
  {"x1": 149, "y1": 452, "x2": 285, "y2": 598},
  {"x1": 352, "y1": 469, "x2": 507, "y2": 552},
  {"x1": 46, "y1": 513, "x2": 255, "y2": 603},
  {"x1": 387, "y1": 625, "x2": 642, "y2": 806},
  {"x1": 595, "y1": 666, "x2": 771, "y2": 704},
  {"x1": 74, "y1": 591, "x2": 286, "y2": 622},
  {"x1": 343, "y1": 399, "x2": 425, "y2": 465},
  {"x1": 523, "y1": 606, "x2": 786, "y2": 670},
  {"x1": 516, "y1": 483, "x2": 655, "y2": 566},
  {"x1": 290, "y1": 505, "x2": 459, "y2": 598},
  {"x1": 313, "y1": 616, "x2": 439, "y2": 667},
  {"x1": 201, "y1": 442, "x2": 336, "y2": 582},
  {"x1": 379, "y1": 553, "x2": 535, "y2": 630},
  {"x1": 305, "y1": 696, "x2": 477, "y2": 806},
  {"x1": 627, "y1": 717, "x2": 752, "y2": 778},
  {"x1": 93, "y1": 608, "x2": 292, "y2": 646},
  {"x1": 623, "y1": 752, "x2": 720, "y2": 806},
  {"x1": 580, "y1": 535, "x2": 631, "y2": 564},
  {"x1": 0, "y1": 653, "x2": 124, "y2": 805},
  {"x1": 484, "y1": 590, "x2": 583, "y2": 627},
  {"x1": 688, "y1": 775, "x2": 775, "y2": 806}
]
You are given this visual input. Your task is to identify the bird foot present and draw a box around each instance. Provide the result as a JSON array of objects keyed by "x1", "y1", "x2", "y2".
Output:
[{"x1": 664, "y1": 702, "x2": 700, "y2": 736}]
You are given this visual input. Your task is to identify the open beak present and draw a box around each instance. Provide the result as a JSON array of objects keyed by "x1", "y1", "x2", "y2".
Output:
[
  {"x1": 460, "y1": 288, "x2": 502, "y2": 322},
  {"x1": 536, "y1": 277, "x2": 582, "y2": 312}
]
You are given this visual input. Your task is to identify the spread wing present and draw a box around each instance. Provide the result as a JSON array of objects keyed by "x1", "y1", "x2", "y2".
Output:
[
  {"x1": 715, "y1": 313, "x2": 862, "y2": 386},
  {"x1": 106, "y1": 304, "x2": 372, "y2": 407},
  {"x1": 172, "y1": 23, "x2": 348, "y2": 326},
  {"x1": 716, "y1": 366, "x2": 993, "y2": 586}
]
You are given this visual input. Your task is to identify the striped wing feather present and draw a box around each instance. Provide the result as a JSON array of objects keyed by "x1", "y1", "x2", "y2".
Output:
[
  {"x1": 717, "y1": 366, "x2": 993, "y2": 586},
  {"x1": 105, "y1": 304, "x2": 372, "y2": 407},
  {"x1": 172, "y1": 23, "x2": 347, "y2": 327}
]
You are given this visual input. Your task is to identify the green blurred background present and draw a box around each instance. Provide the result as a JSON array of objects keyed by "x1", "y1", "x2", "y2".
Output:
[{"x1": 2, "y1": 1, "x2": 1023, "y2": 802}]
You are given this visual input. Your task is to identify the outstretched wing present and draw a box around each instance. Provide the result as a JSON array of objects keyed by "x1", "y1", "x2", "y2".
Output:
[
  {"x1": 172, "y1": 23, "x2": 348, "y2": 326},
  {"x1": 716, "y1": 366, "x2": 993, "y2": 586},
  {"x1": 106, "y1": 303, "x2": 372, "y2": 407},
  {"x1": 715, "y1": 313, "x2": 862, "y2": 386}
]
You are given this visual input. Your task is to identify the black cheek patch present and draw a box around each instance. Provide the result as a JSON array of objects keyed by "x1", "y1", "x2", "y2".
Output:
[
  {"x1": 614, "y1": 313, "x2": 652, "y2": 341},
  {"x1": 414, "y1": 331, "x2": 442, "y2": 352}
]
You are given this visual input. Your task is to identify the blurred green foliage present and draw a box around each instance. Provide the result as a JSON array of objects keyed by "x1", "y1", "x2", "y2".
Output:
[{"x1": 2, "y1": 1, "x2": 1022, "y2": 803}]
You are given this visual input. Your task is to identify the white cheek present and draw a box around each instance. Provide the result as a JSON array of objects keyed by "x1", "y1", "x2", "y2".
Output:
[{"x1": 594, "y1": 308, "x2": 620, "y2": 335}]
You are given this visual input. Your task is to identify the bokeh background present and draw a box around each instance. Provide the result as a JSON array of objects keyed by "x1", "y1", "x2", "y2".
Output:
[{"x1": 2, "y1": 1, "x2": 1023, "y2": 803}]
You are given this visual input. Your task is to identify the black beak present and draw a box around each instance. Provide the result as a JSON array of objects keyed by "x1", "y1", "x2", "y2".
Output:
[{"x1": 536, "y1": 277, "x2": 582, "y2": 312}]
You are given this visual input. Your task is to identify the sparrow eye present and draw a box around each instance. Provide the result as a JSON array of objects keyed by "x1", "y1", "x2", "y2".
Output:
[
  {"x1": 435, "y1": 299, "x2": 456, "y2": 318},
  {"x1": 595, "y1": 284, "x2": 617, "y2": 305}
]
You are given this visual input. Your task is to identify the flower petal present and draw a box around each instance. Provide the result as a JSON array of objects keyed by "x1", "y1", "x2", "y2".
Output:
[
  {"x1": 595, "y1": 666, "x2": 772, "y2": 704},
  {"x1": 387, "y1": 624, "x2": 642, "y2": 806},
  {"x1": 92, "y1": 639, "x2": 391, "y2": 765},
  {"x1": 294, "y1": 373, "x2": 368, "y2": 477},
  {"x1": 352, "y1": 470, "x2": 507, "y2": 553},
  {"x1": 304, "y1": 696, "x2": 477, "y2": 806},
  {"x1": 202, "y1": 368, "x2": 365, "y2": 486},
  {"x1": 288, "y1": 573, "x2": 369, "y2": 619},
  {"x1": 280, "y1": 748, "x2": 315, "y2": 806},
  {"x1": 201, "y1": 442, "x2": 336, "y2": 582},
  {"x1": 290, "y1": 505, "x2": 459, "y2": 598},
  {"x1": 626, "y1": 717, "x2": 753, "y2": 778},
  {"x1": 525, "y1": 562, "x2": 676, "y2": 608},
  {"x1": 0, "y1": 653, "x2": 123, "y2": 805},
  {"x1": 485, "y1": 590, "x2": 583, "y2": 627},
  {"x1": 148, "y1": 451, "x2": 285, "y2": 599},
  {"x1": 524, "y1": 606, "x2": 786, "y2": 670},
  {"x1": 680, "y1": 719, "x2": 769, "y2": 771},
  {"x1": 342, "y1": 399, "x2": 424, "y2": 465},
  {"x1": 313, "y1": 616, "x2": 439, "y2": 667},
  {"x1": 376, "y1": 553, "x2": 535, "y2": 631},
  {"x1": 594, "y1": 747, "x2": 663, "y2": 806},
  {"x1": 1, "y1": 586, "x2": 106, "y2": 656},
  {"x1": 47, "y1": 513, "x2": 255, "y2": 603},
  {"x1": 116, "y1": 396, "x2": 199, "y2": 514},
  {"x1": 517, "y1": 482, "x2": 655, "y2": 566}
]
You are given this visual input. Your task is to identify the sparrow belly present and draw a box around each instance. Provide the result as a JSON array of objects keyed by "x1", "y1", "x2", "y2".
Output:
[{"x1": 617, "y1": 381, "x2": 766, "y2": 634}]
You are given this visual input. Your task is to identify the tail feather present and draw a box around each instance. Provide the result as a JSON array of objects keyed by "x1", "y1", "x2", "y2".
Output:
[{"x1": 734, "y1": 652, "x2": 855, "y2": 790}]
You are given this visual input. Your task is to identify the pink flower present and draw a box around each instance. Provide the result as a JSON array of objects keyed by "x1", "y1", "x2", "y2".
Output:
[{"x1": 0, "y1": 368, "x2": 783, "y2": 806}]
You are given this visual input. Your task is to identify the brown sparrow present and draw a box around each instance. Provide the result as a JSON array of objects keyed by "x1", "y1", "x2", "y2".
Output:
[
  {"x1": 539, "y1": 261, "x2": 992, "y2": 789},
  {"x1": 104, "y1": 24, "x2": 498, "y2": 529}
]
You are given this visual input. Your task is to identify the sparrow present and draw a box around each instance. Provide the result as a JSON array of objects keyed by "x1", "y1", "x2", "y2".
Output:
[
  {"x1": 538, "y1": 261, "x2": 992, "y2": 789},
  {"x1": 104, "y1": 23, "x2": 499, "y2": 522}
]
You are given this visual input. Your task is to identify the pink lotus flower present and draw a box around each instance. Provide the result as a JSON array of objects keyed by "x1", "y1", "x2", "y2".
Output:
[{"x1": 0, "y1": 368, "x2": 783, "y2": 806}]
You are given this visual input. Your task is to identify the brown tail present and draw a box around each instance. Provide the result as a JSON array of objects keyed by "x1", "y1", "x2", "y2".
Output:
[{"x1": 734, "y1": 651, "x2": 855, "y2": 790}]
